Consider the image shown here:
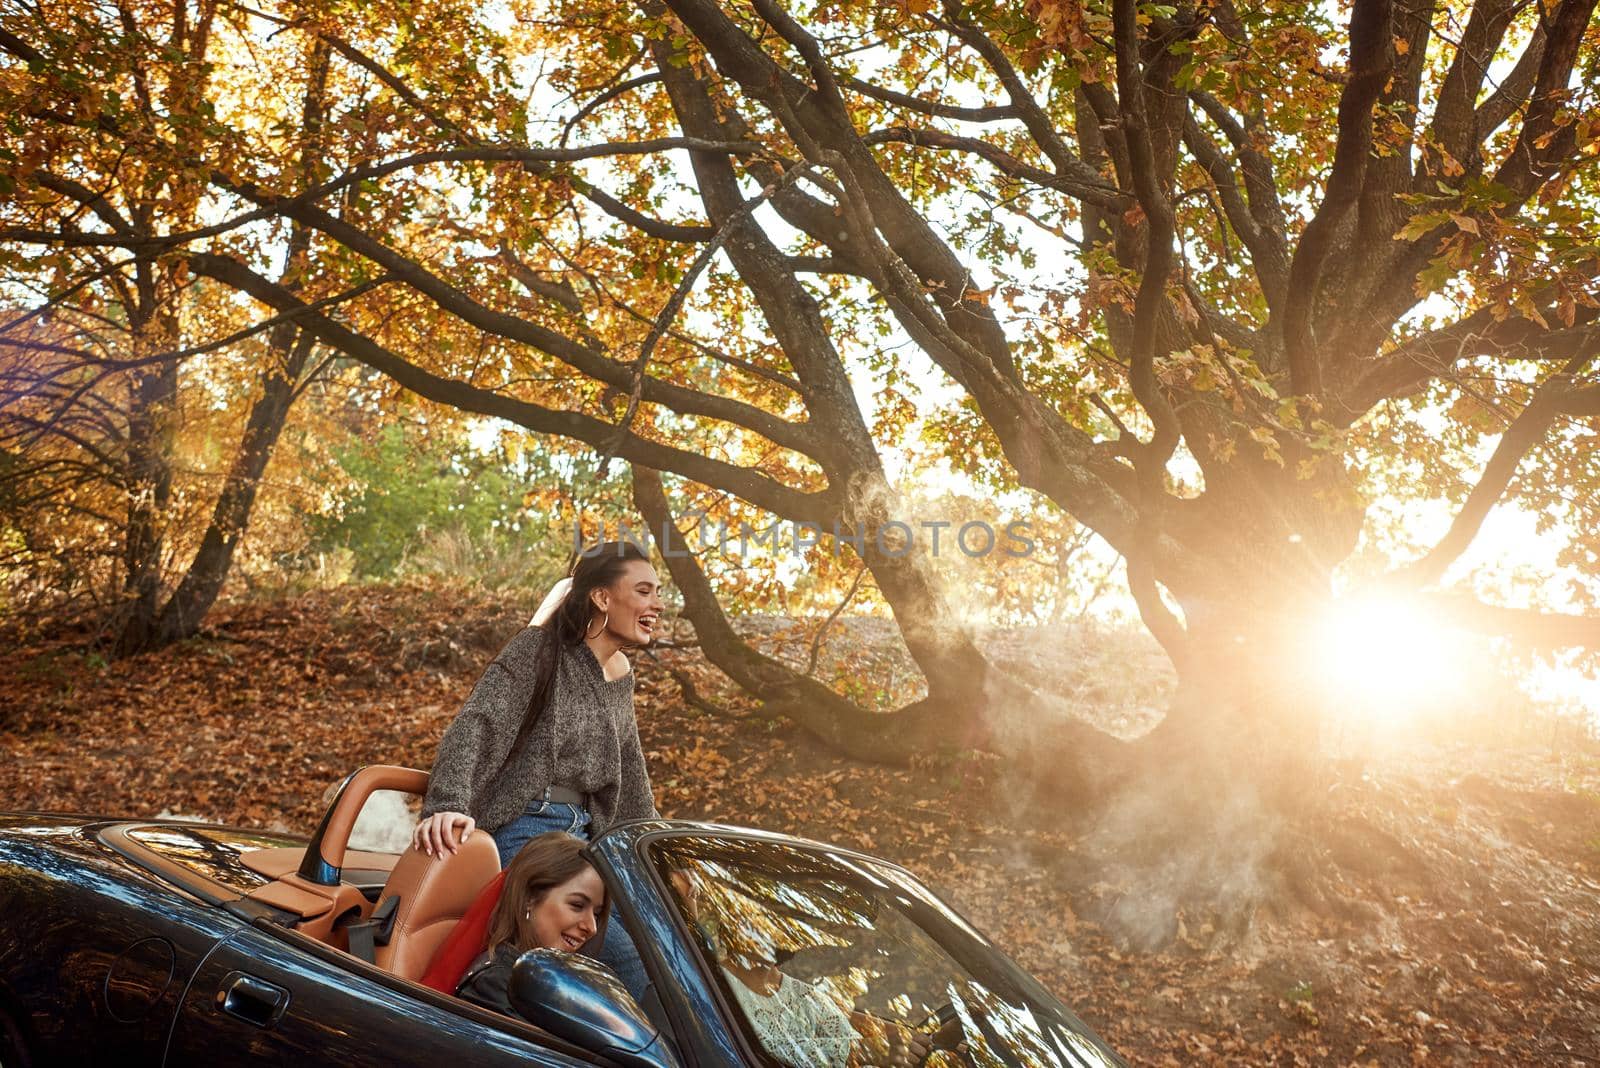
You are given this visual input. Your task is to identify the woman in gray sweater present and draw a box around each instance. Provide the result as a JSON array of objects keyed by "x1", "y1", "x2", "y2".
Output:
[{"x1": 411, "y1": 539, "x2": 663, "y2": 998}]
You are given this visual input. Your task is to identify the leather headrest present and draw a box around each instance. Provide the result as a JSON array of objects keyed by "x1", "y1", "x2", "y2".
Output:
[{"x1": 374, "y1": 832, "x2": 501, "y2": 981}]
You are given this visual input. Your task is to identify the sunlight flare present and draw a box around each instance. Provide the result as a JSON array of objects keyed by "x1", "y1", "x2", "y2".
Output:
[{"x1": 1309, "y1": 594, "x2": 1468, "y2": 721}]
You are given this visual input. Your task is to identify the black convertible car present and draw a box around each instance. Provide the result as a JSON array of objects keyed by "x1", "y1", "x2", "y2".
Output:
[{"x1": 0, "y1": 765, "x2": 1124, "y2": 1066}]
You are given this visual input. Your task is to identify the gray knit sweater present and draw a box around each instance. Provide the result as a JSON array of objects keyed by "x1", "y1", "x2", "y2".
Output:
[{"x1": 421, "y1": 624, "x2": 657, "y2": 836}]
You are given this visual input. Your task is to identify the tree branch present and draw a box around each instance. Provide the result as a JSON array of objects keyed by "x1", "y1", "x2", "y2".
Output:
[
  {"x1": 1563, "y1": 383, "x2": 1600, "y2": 417},
  {"x1": 1397, "y1": 351, "x2": 1595, "y2": 588},
  {"x1": 185, "y1": 251, "x2": 833, "y2": 524},
  {"x1": 598, "y1": 161, "x2": 820, "y2": 477},
  {"x1": 845, "y1": 76, "x2": 1018, "y2": 122},
  {"x1": 936, "y1": 2, "x2": 1104, "y2": 184},
  {"x1": 15, "y1": 143, "x2": 734, "y2": 253},
  {"x1": 862, "y1": 126, "x2": 1124, "y2": 209},
  {"x1": 212, "y1": 181, "x2": 819, "y2": 457},
  {"x1": 1180, "y1": 110, "x2": 1288, "y2": 308},
  {"x1": 316, "y1": 32, "x2": 479, "y2": 143},
  {"x1": 561, "y1": 72, "x2": 663, "y2": 147},
  {"x1": 631, "y1": 466, "x2": 974, "y2": 762},
  {"x1": 1419, "y1": 593, "x2": 1600, "y2": 649},
  {"x1": 1111, "y1": 0, "x2": 1182, "y2": 466},
  {"x1": 1190, "y1": 92, "x2": 1288, "y2": 247},
  {"x1": 1427, "y1": 0, "x2": 1521, "y2": 167},
  {"x1": 1473, "y1": 19, "x2": 1547, "y2": 137},
  {"x1": 1346, "y1": 303, "x2": 1600, "y2": 413},
  {"x1": 1277, "y1": 0, "x2": 1395, "y2": 397},
  {"x1": 805, "y1": 563, "x2": 868, "y2": 677},
  {"x1": 0, "y1": 26, "x2": 45, "y2": 63},
  {"x1": 1490, "y1": 0, "x2": 1595, "y2": 198}
]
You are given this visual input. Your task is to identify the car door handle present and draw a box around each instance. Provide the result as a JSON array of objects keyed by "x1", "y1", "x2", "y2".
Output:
[{"x1": 216, "y1": 971, "x2": 290, "y2": 1028}]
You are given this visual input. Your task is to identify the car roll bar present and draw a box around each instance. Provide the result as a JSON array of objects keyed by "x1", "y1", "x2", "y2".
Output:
[{"x1": 298, "y1": 765, "x2": 430, "y2": 887}]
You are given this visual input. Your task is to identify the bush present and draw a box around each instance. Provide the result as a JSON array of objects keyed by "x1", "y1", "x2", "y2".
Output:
[{"x1": 303, "y1": 425, "x2": 573, "y2": 591}]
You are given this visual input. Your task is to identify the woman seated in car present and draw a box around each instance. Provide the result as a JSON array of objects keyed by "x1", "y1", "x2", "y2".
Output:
[{"x1": 455, "y1": 831, "x2": 607, "y2": 1013}]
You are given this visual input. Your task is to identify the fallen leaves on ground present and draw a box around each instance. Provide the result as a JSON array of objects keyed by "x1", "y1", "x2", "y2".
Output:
[{"x1": 3, "y1": 585, "x2": 1598, "y2": 1064}]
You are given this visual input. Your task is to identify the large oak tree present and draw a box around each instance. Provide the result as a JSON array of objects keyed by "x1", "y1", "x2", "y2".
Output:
[{"x1": 5, "y1": 0, "x2": 1598, "y2": 916}]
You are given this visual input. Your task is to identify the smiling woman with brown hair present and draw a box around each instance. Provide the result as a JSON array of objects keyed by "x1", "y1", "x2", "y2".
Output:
[
  {"x1": 455, "y1": 831, "x2": 609, "y2": 1014},
  {"x1": 412, "y1": 539, "x2": 664, "y2": 999},
  {"x1": 486, "y1": 831, "x2": 608, "y2": 955}
]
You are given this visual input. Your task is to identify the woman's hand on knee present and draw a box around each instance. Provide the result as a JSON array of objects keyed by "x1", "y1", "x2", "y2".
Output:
[{"x1": 414, "y1": 811, "x2": 476, "y2": 857}]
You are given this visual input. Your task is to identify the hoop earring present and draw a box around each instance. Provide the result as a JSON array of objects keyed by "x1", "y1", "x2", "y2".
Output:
[{"x1": 585, "y1": 611, "x2": 608, "y2": 639}]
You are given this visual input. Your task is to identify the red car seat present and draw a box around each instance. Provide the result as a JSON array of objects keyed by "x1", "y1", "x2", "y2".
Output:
[{"x1": 419, "y1": 868, "x2": 507, "y2": 992}]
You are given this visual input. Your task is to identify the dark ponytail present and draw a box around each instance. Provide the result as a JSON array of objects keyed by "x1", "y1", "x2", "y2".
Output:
[{"x1": 514, "y1": 540, "x2": 651, "y2": 757}]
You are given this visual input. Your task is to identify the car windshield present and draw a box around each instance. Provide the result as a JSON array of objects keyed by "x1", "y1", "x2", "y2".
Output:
[{"x1": 651, "y1": 836, "x2": 1121, "y2": 1068}]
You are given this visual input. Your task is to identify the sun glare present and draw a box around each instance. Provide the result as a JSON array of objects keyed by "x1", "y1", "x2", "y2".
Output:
[{"x1": 1309, "y1": 594, "x2": 1468, "y2": 722}]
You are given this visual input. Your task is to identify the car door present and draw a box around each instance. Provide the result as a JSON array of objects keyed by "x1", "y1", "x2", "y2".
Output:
[
  {"x1": 164, "y1": 920, "x2": 611, "y2": 1067},
  {"x1": 0, "y1": 817, "x2": 240, "y2": 1068},
  {"x1": 591, "y1": 822, "x2": 1126, "y2": 1068}
]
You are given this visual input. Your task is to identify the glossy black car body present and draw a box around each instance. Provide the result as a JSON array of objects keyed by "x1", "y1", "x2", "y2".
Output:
[{"x1": 0, "y1": 797, "x2": 1126, "y2": 1067}]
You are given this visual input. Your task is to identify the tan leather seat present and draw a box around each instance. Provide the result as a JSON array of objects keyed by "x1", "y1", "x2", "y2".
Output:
[{"x1": 374, "y1": 832, "x2": 501, "y2": 980}]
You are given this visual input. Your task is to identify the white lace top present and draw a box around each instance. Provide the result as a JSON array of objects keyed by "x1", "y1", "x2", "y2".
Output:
[{"x1": 722, "y1": 967, "x2": 855, "y2": 1068}]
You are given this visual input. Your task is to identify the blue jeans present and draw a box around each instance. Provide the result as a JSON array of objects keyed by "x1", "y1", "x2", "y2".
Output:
[{"x1": 491, "y1": 797, "x2": 649, "y2": 1002}]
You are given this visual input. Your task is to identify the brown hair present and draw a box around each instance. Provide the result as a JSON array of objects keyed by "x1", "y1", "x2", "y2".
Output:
[{"x1": 486, "y1": 831, "x2": 607, "y2": 952}]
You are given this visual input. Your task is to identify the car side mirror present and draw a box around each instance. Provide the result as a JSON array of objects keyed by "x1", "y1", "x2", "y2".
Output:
[{"x1": 509, "y1": 949, "x2": 680, "y2": 1068}]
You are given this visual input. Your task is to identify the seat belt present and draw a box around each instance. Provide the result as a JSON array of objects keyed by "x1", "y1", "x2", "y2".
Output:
[{"x1": 344, "y1": 894, "x2": 399, "y2": 964}]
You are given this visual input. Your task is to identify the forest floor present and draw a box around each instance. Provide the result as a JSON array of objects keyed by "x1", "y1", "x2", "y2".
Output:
[{"x1": 3, "y1": 584, "x2": 1599, "y2": 1066}]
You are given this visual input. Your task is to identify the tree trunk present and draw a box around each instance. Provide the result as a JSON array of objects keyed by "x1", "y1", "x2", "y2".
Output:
[
  {"x1": 116, "y1": 39, "x2": 329, "y2": 655},
  {"x1": 633, "y1": 467, "x2": 952, "y2": 758},
  {"x1": 651, "y1": 45, "x2": 1002, "y2": 752},
  {"x1": 144, "y1": 330, "x2": 313, "y2": 648},
  {"x1": 635, "y1": 467, "x2": 1132, "y2": 775},
  {"x1": 1139, "y1": 603, "x2": 1329, "y2": 796},
  {"x1": 1029, "y1": 602, "x2": 1350, "y2": 949},
  {"x1": 114, "y1": 312, "x2": 180, "y2": 655}
]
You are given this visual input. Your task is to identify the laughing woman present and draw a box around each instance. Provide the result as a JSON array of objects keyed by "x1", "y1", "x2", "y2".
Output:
[
  {"x1": 455, "y1": 832, "x2": 609, "y2": 1016},
  {"x1": 412, "y1": 539, "x2": 663, "y2": 999}
]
